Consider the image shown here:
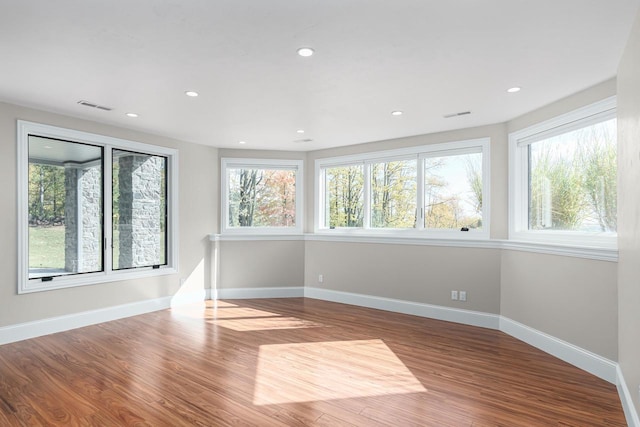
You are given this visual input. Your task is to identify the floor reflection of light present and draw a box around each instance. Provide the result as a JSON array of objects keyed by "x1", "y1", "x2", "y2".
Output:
[
  {"x1": 210, "y1": 316, "x2": 325, "y2": 332},
  {"x1": 172, "y1": 304, "x2": 280, "y2": 320},
  {"x1": 253, "y1": 339, "x2": 426, "y2": 405},
  {"x1": 208, "y1": 300, "x2": 238, "y2": 308},
  {"x1": 211, "y1": 307, "x2": 283, "y2": 319}
]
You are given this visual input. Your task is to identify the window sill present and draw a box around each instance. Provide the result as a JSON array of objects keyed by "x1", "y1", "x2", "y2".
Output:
[
  {"x1": 19, "y1": 267, "x2": 178, "y2": 294},
  {"x1": 211, "y1": 233, "x2": 305, "y2": 242},
  {"x1": 210, "y1": 233, "x2": 618, "y2": 261}
]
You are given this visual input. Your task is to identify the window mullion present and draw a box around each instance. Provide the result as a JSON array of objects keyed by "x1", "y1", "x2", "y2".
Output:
[{"x1": 104, "y1": 146, "x2": 113, "y2": 273}]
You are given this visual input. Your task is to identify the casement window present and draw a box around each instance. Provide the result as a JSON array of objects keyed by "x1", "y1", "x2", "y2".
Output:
[
  {"x1": 221, "y1": 158, "x2": 303, "y2": 234},
  {"x1": 316, "y1": 138, "x2": 490, "y2": 238},
  {"x1": 509, "y1": 97, "x2": 617, "y2": 248},
  {"x1": 18, "y1": 121, "x2": 178, "y2": 293}
]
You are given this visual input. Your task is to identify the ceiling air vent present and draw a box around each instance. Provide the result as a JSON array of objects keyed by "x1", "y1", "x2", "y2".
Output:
[
  {"x1": 443, "y1": 111, "x2": 471, "y2": 118},
  {"x1": 77, "y1": 100, "x2": 113, "y2": 111},
  {"x1": 294, "y1": 138, "x2": 314, "y2": 143}
]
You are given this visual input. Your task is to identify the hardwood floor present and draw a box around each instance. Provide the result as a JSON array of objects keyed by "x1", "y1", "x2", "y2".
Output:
[{"x1": 0, "y1": 298, "x2": 626, "y2": 426}]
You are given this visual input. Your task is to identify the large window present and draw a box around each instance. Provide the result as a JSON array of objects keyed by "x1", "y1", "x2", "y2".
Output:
[
  {"x1": 18, "y1": 121, "x2": 178, "y2": 293},
  {"x1": 221, "y1": 158, "x2": 303, "y2": 234},
  {"x1": 509, "y1": 96, "x2": 617, "y2": 248},
  {"x1": 316, "y1": 139, "x2": 490, "y2": 237}
]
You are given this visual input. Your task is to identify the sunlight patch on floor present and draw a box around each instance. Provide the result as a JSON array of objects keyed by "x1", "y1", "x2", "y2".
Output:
[{"x1": 253, "y1": 339, "x2": 426, "y2": 405}]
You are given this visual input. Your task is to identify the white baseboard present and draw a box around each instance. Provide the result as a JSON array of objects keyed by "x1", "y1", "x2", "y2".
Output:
[
  {"x1": 499, "y1": 317, "x2": 617, "y2": 383},
  {"x1": 617, "y1": 365, "x2": 640, "y2": 427},
  {"x1": 214, "y1": 286, "x2": 305, "y2": 300},
  {"x1": 304, "y1": 287, "x2": 500, "y2": 330},
  {"x1": 0, "y1": 289, "x2": 211, "y2": 346},
  {"x1": 0, "y1": 295, "x2": 173, "y2": 346}
]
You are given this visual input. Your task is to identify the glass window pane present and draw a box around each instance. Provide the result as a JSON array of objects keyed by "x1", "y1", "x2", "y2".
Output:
[
  {"x1": 370, "y1": 159, "x2": 417, "y2": 228},
  {"x1": 113, "y1": 149, "x2": 167, "y2": 270},
  {"x1": 28, "y1": 136, "x2": 103, "y2": 278},
  {"x1": 324, "y1": 165, "x2": 364, "y2": 228},
  {"x1": 424, "y1": 152, "x2": 483, "y2": 230},
  {"x1": 528, "y1": 118, "x2": 617, "y2": 232},
  {"x1": 227, "y1": 168, "x2": 297, "y2": 227}
]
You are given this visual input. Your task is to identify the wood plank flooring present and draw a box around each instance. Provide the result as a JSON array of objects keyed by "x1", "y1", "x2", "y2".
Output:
[{"x1": 0, "y1": 298, "x2": 627, "y2": 426}]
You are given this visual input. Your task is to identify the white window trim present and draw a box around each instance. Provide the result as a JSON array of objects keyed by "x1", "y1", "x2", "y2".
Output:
[
  {"x1": 508, "y1": 96, "x2": 617, "y2": 249},
  {"x1": 17, "y1": 120, "x2": 179, "y2": 294},
  {"x1": 314, "y1": 138, "x2": 491, "y2": 239},
  {"x1": 220, "y1": 157, "x2": 304, "y2": 234}
]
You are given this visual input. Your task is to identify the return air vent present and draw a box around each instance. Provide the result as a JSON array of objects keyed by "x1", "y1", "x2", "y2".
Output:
[
  {"x1": 77, "y1": 100, "x2": 113, "y2": 111},
  {"x1": 443, "y1": 111, "x2": 471, "y2": 118}
]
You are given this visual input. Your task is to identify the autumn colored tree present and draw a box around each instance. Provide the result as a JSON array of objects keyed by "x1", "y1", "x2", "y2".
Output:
[{"x1": 228, "y1": 168, "x2": 297, "y2": 227}]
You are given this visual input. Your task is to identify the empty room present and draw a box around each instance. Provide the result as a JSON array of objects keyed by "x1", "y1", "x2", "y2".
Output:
[{"x1": 1, "y1": 1, "x2": 640, "y2": 426}]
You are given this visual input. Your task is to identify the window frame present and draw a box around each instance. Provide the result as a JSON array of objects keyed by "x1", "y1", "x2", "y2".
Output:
[
  {"x1": 220, "y1": 157, "x2": 304, "y2": 235},
  {"x1": 17, "y1": 120, "x2": 179, "y2": 294},
  {"x1": 508, "y1": 96, "x2": 617, "y2": 249},
  {"x1": 315, "y1": 138, "x2": 491, "y2": 239}
]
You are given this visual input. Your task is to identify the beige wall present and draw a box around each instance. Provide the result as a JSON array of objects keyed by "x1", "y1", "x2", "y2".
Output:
[
  {"x1": 218, "y1": 240, "x2": 304, "y2": 289},
  {"x1": 617, "y1": 7, "x2": 640, "y2": 416},
  {"x1": 0, "y1": 102, "x2": 218, "y2": 327},
  {"x1": 305, "y1": 241, "x2": 501, "y2": 313},
  {"x1": 500, "y1": 251, "x2": 618, "y2": 359},
  {"x1": 507, "y1": 78, "x2": 617, "y2": 133}
]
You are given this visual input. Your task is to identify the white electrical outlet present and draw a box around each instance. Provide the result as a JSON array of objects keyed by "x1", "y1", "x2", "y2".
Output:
[
  {"x1": 318, "y1": 274, "x2": 324, "y2": 283},
  {"x1": 180, "y1": 278, "x2": 186, "y2": 287},
  {"x1": 459, "y1": 291, "x2": 467, "y2": 301},
  {"x1": 451, "y1": 290, "x2": 458, "y2": 300}
]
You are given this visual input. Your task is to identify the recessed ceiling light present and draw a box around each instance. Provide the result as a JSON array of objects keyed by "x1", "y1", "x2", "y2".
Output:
[
  {"x1": 507, "y1": 87, "x2": 521, "y2": 93},
  {"x1": 185, "y1": 91, "x2": 199, "y2": 97},
  {"x1": 239, "y1": 141, "x2": 246, "y2": 145},
  {"x1": 297, "y1": 129, "x2": 305, "y2": 134},
  {"x1": 297, "y1": 47, "x2": 315, "y2": 57},
  {"x1": 44, "y1": 145, "x2": 52, "y2": 149},
  {"x1": 391, "y1": 111, "x2": 403, "y2": 116},
  {"x1": 125, "y1": 112, "x2": 139, "y2": 118}
]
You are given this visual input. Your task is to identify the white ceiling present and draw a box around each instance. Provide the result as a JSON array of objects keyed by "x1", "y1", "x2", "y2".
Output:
[{"x1": 1, "y1": 1, "x2": 638, "y2": 151}]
